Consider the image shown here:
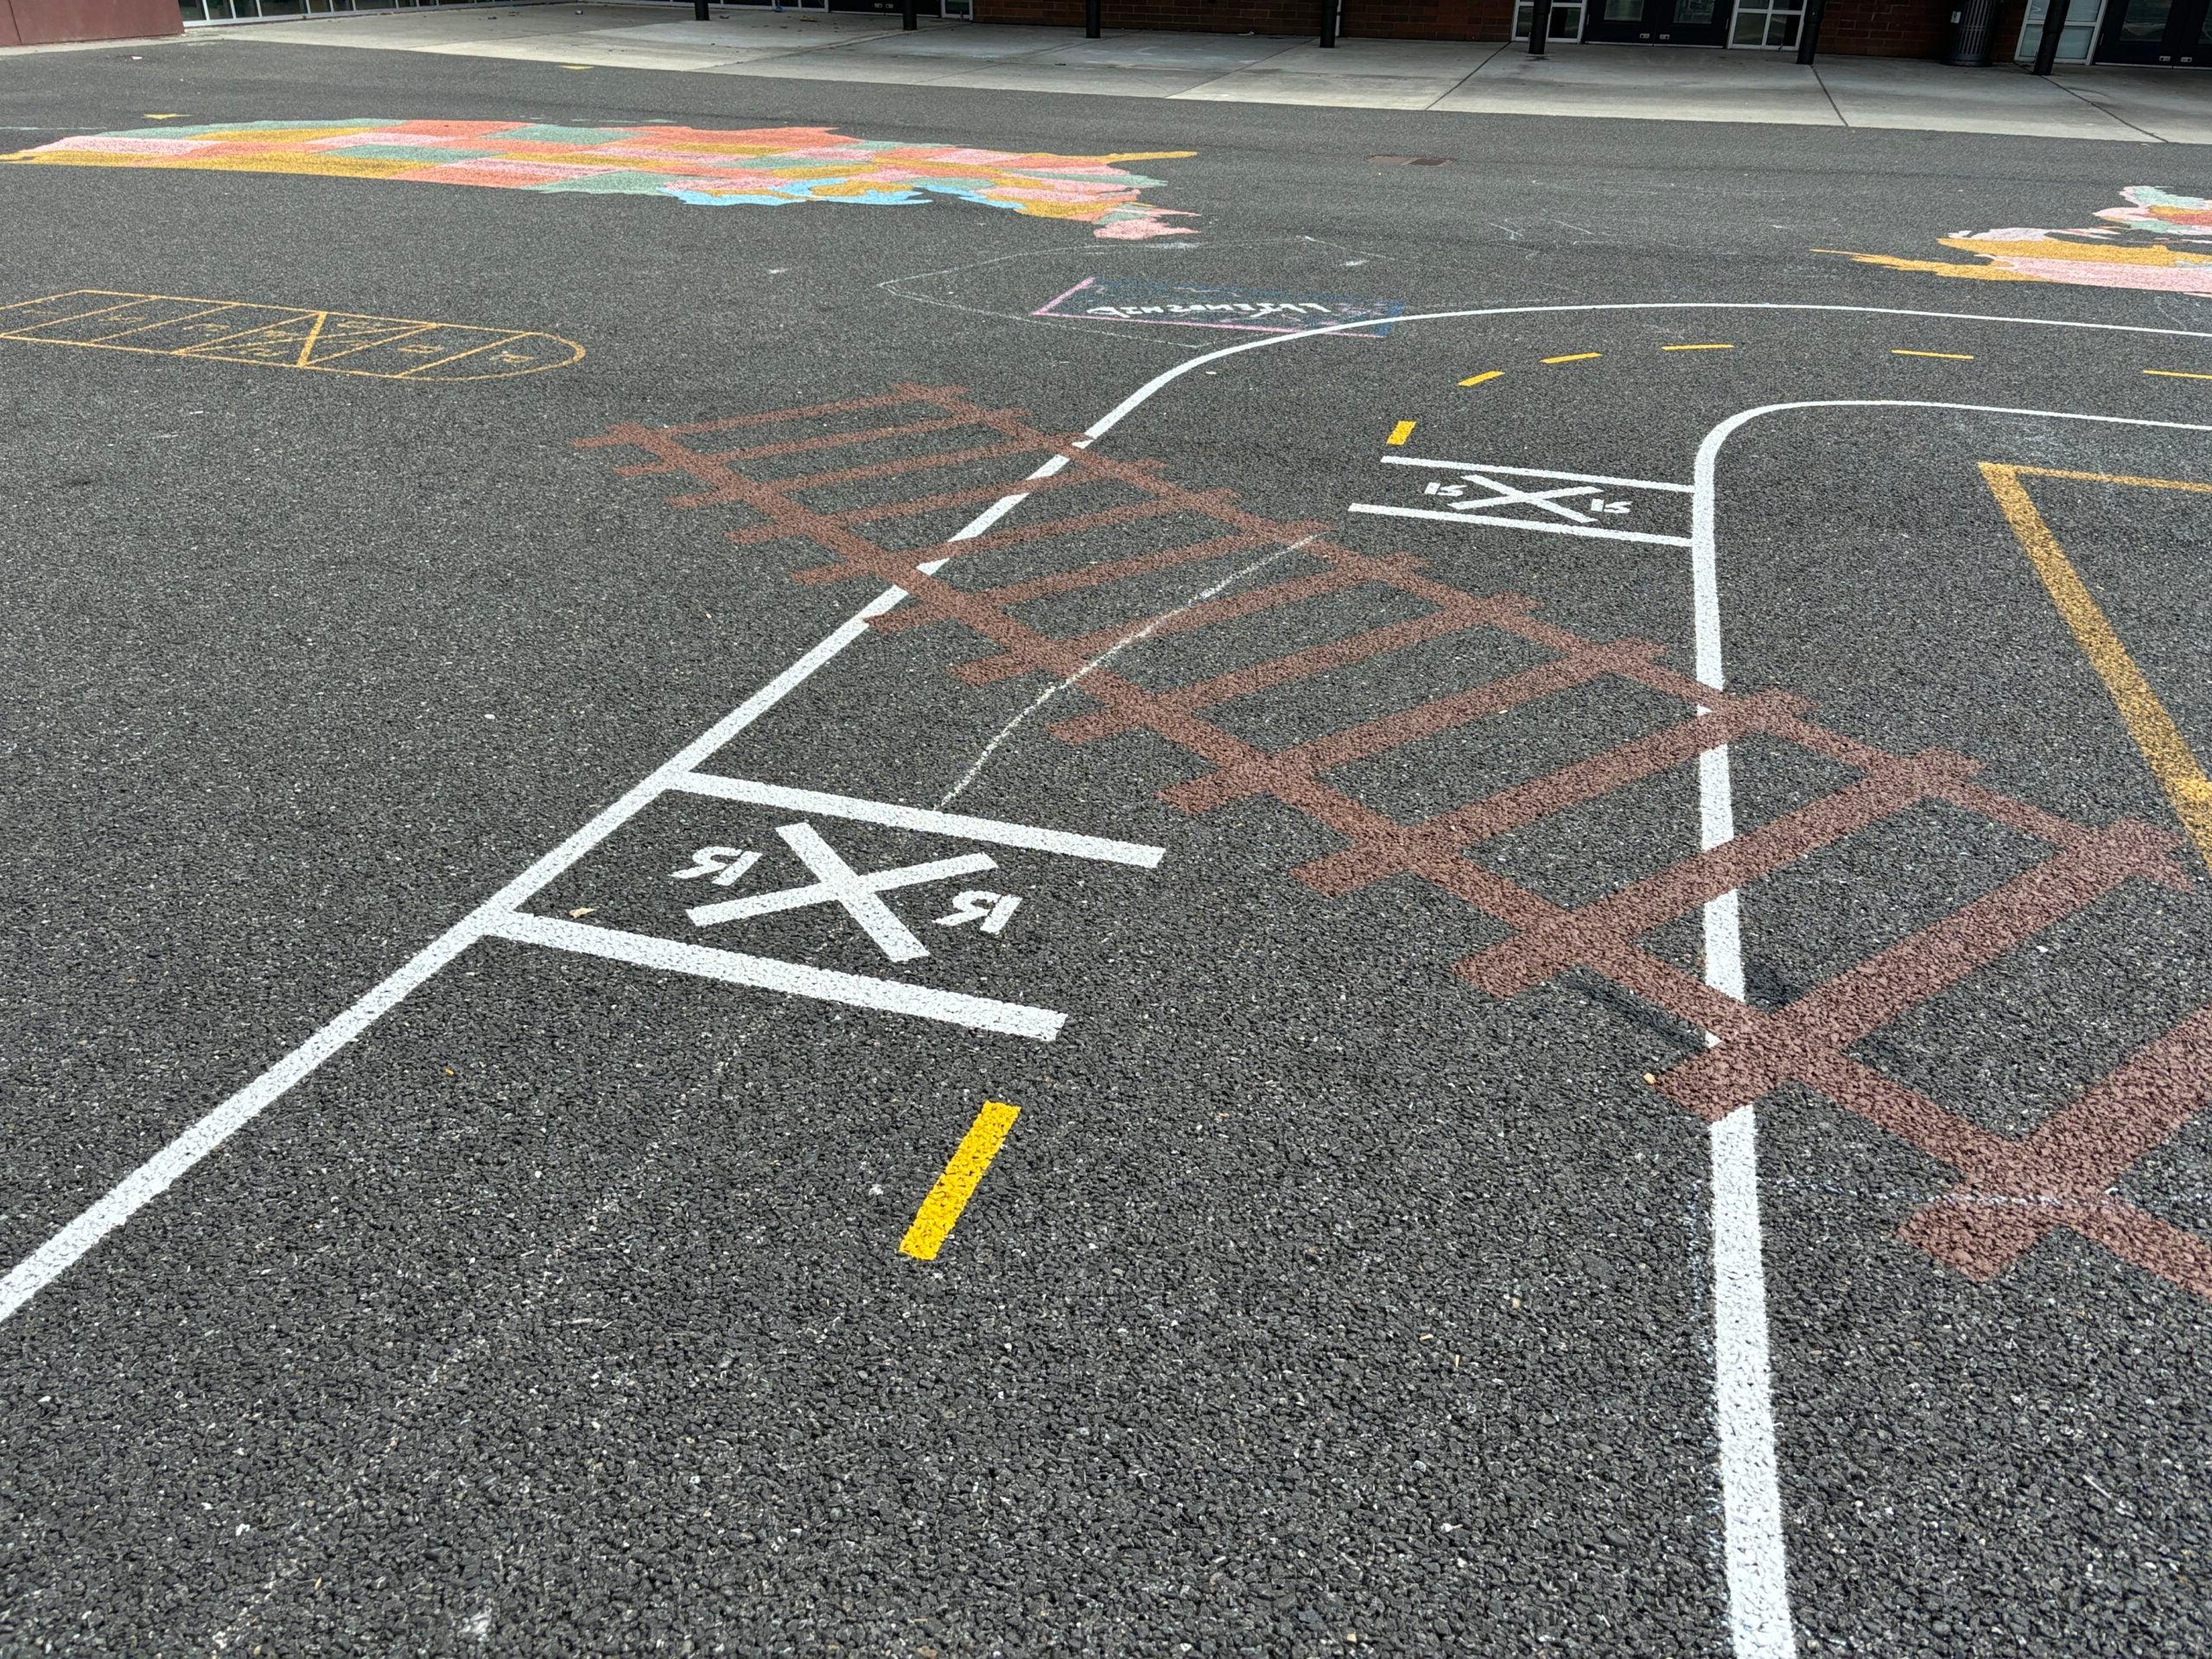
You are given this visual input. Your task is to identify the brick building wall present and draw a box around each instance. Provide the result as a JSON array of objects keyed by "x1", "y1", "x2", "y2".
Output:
[
  {"x1": 0, "y1": 0, "x2": 181, "y2": 40},
  {"x1": 1815, "y1": 0, "x2": 1945, "y2": 54}
]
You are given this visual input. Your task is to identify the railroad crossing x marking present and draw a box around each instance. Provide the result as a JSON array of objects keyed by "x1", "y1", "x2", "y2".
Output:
[
  {"x1": 1434, "y1": 470, "x2": 1608, "y2": 523},
  {"x1": 684, "y1": 822, "x2": 996, "y2": 963}
]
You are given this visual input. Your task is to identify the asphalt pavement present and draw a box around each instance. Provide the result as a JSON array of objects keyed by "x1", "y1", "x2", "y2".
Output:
[{"x1": 2, "y1": 35, "x2": 2209, "y2": 1658}]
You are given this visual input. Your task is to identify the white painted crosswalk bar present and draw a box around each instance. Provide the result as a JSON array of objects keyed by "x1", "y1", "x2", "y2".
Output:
[
  {"x1": 1348, "y1": 501, "x2": 1694, "y2": 547},
  {"x1": 490, "y1": 912, "x2": 1067, "y2": 1041},
  {"x1": 1380, "y1": 454, "x2": 1695, "y2": 493},
  {"x1": 671, "y1": 773, "x2": 1166, "y2": 868}
]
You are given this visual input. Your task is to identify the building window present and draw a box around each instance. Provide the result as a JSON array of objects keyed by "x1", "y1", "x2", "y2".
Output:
[
  {"x1": 1728, "y1": 0, "x2": 1804, "y2": 44},
  {"x1": 1513, "y1": 0, "x2": 1586, "y2": 37}
]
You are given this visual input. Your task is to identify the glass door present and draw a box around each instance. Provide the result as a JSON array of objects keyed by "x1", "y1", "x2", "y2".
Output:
[
  {"x1": 1514, "y1": 0, "x2": 1587, "y2": 39},
  {"x1": 1584, "y1": 0, "x2": 1732, "y2": 45},
  {"x1": 2095, "y1": 0, "x2": 2209, "y2": 61},
  {"x1": 2015, "y1": 0, "x2": 2104, "y2": 58}
]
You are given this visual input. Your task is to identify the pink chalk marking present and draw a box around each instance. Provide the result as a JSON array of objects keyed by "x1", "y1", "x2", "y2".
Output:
[
  {"x1": 1031, "y1": 275, "x2": 1097, "y2": 317},
  {"x1": 46, "y1": 135, "x2": 207, "y2": 156},
  {"x1": 401, "y1": 157, "x2": 610, "y2": 186}
]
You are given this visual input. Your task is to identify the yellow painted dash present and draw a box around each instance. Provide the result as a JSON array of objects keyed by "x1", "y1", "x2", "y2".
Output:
[
  {"x1": 900, "y1": 1100, "x2": 1021, "y2": 1262},
  {"x1": 1458, "y1": 370, "x2": 1503, "y2": 388},
  {"x1": 142, "y1": 114, "x2": 184, "y2": 121},
  {"x1": 2144, "y1": 368, "x2": 2212, "y2": 382},
  {"x1": 1386, "y1": 419, "x2": 1417, "y2": 445},
  {"x1": 1662, "y1": 343, "x2": 1735, "y2": 352},
  {"x1": 1541, "y1": 352, "x2": 1601, "y2": 365},
  {"x1": 1892, "y1": 349, "x2": 1974, "y2": 360},
  {"x1": 1981, "y1": 462, "x2": 2212, "y2": 873}
]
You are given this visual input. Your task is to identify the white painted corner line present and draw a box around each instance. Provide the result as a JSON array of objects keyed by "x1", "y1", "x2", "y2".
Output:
[
  {"x1": 1684, "y1": 397, "x2": 2212, "y2": 1659},
  {"x1": 0, "y1": 449, "x2": 1076, "y2": 1328}
]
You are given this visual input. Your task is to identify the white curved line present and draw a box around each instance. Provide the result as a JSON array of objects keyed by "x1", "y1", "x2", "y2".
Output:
[{"x1": 9, "y1": 306, "x2": 2210, "y2": 1659}]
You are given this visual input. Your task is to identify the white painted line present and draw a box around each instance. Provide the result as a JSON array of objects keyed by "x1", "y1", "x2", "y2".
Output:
[
  {"x1": 1710, "y1": 1104, "x2": 1791, "y2": 1659},
  {"x1": 491, "y1": 912, "x2": 1066, "y2": 1041},
  {"x1": 1381, "y1": 454, "x2": 1695, "y2": 493},
  {"x1": 1349, "y1": 501, "x2": 1694, "y2": 547},
  {"x1": 0, "y1": 926, "x2": 474, "y2": 1325},
  {"x1": 683, "y1": 825, "x2": 996, "y2": 960},
  {"x1": 1681, "y1": 397, "x2": 2212, "y2": 1659},
  {"x1": 670, "y1": 773, "x2": 1167, "y2": 868},
  {"x1": 0, "y1": 428, "x2": 1069, "y2": 1326}
]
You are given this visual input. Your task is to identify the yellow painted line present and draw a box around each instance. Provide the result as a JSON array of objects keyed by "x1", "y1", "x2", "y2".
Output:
[
  {"x1": 899, "y1": 1100, "x2": 1021, "y2": 1262},
  {"x1": 1662, "y1": 342, "x2": 1735, "y2": 352},
  {"x1": 1892, "y1": 349, "x2": 1974, "y2": 360},
  {"x1": 1541, "y1": 352, "x2": 1601, "y2": 365},
  {"x1": 0, "y1": 287, "x2": 581, "y2": 383},
  {"x1": 141, "y1": 114, "x2": 183, "y2": 121},
  {"x1": 2144, "y1": 368, "x2": 2212, "y2": 382},
  {"x1": 1981, "y1": 461, "x2": 2212, "y2": 872},
  {"x1": 289, "y1": 306, "x2": 329, "y2": 369},
  {"x1": 1385, "y1": 419, "x2": 1417, "y2": 446},
  {"x1": 1458, "y1": 370, "x2": 1503, "y2": 388}
]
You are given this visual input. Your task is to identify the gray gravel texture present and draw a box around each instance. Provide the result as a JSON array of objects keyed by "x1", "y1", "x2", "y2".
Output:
[{"x1": 2, "y1": 36, "x2": 2209, "y2": 1658}]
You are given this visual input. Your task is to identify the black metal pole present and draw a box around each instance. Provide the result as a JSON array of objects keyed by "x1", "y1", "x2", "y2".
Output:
[
  {"x1": 1527, "y1": 0, "x2": 1553, "y2": 52},
  {"x1": 1319, "y1": 0, "x2": 1335, "y2": 46},
  {"x1": 693, "y1": 0, "x2": 709, "y2": 18},
  {"x1": 902, "y1": 0, "x2": 917, "y2": 29},
  {"x1": 1086, "y1": 0, "x2": 1100, "y2": 37},
  {"x1": 1794, "y1": 0, "x2": 1824, "y2": 61},
  {"x1": 2030, "y1": 0, "x2": 2072, "y2": 72}
]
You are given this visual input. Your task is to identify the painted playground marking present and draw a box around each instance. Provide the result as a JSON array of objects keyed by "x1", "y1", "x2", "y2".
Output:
[
  {"x1": 900, "y1": 1099, "x2": 1022, "y2": 1262},
  {"x1": 1033, "y1": 276, "x2": 1403, "y2": 335},
  {"x1": 1980, "y1": 463, "x2": 2212, "y2": 873},
  {"x1": 9, "y1": 299, "x2": 2212, "y2": 1659},
  {"x1": 1352, "y1": 454, "x2": 1694, "y2": 547},
  {"x1": 513, "y1": 775, "x2": 1161, "y2": 1037},
  {"x1": 0, "y1": 289, "x2": 582, "y2": 381},
  {"x1": 2, "y1": 122, "x2": 1199, "y2": 241}
]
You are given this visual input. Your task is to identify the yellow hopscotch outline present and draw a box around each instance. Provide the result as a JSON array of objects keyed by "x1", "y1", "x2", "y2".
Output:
[
  {"x1": 0, "y1": 288, "x2": 582, "y2": 383},
  {"x1": 1980, "y1": 461, "x2": 2212, "y2": 872},
  {"x1": 899, "y1": 1100, "x2": 1021, "y2": 1262}
]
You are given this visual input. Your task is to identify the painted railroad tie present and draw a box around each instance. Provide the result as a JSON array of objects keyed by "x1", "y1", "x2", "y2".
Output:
[{"x1": 582, "y1": 385, "x2": 2212, "y2": 1305}]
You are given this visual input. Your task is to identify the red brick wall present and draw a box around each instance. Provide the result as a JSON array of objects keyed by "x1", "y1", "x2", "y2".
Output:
[
  {"x1": 0, "y1": 0, "x2": 181, "y2": 41},
  {"x1": 1812, "y1": 0, "x2": 1946, "y2": 54}
]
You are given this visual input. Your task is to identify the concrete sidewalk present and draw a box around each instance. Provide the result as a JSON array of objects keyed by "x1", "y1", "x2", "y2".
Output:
[{"x1": 177, "y1": 3, "x2": 2209, "y2": 143}]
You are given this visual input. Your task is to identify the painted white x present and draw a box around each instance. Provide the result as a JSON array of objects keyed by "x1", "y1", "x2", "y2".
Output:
[
  {"x1": 1447, "y1": 471, "x2": 1604, "y2": 524},
  {"x1": 685, "y1": 823, "x2": 997, "y2": 963}
]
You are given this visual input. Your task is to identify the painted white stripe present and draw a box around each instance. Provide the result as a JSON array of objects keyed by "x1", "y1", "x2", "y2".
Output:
[
  {"x1": 0, "y1": 433, "x2": 1070, "y2": 1325},
  {"x1": 1681, "y1": 398, "x2": 2212, "y2": 1659},
  {"x1": 11, "y1": 298, "x2": 2210, "y2": 1403},
  {"x1": 669, "y1": 773, "x2": 1167, "y2": 868},
  {"x1": 0, "y1": 926, "x2": 473, "y2": 1325},
  {"x1": 491, "y1": 912, "x2": 1065, "y2": 1041},
  {"x1": 1349, "y1": 501, "x2": 1693, "y2": 547},
  {"x1": 1381, "y1": 454, "x2": 1695, "y2": 493}
]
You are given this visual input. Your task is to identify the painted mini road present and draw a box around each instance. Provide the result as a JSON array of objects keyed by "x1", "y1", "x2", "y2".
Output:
[{"x1": 3, "y1": 52, "x2": 2210, "y2": 1656}]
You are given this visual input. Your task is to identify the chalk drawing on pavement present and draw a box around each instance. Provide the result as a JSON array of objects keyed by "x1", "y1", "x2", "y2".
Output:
[
  {"x1": 1, "y1": 121, "x2": 1199, "y2": 241},
  {"x1": 1034, "y1": 276, "x2": 1403, "y2": 334},
  {"x1": 1826, "y1": 187, "x2": 2212, "y2": 297}
]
